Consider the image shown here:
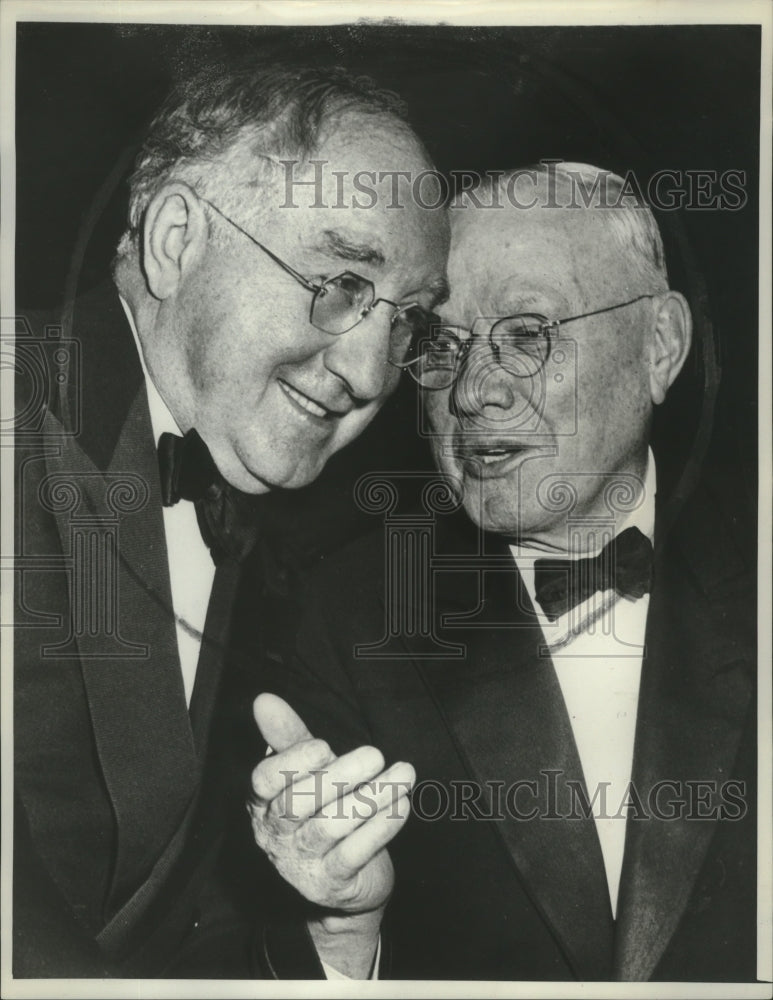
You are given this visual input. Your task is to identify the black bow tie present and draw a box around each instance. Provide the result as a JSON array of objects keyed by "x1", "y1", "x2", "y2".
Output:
[
  {"x1": 533, "y1": 526, "x2": 654, "y2": 622},
  {"x1": 157, "y1": 429, "x2": 259, "y2": 564}
]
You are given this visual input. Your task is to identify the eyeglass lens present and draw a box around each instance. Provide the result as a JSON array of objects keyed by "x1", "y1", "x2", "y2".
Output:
[
  {"x1": 312, "y1": 274, "x2": 374, "y2": 334},
  {"x1": 490, "y1": 316, "x2": 551, "y2": 378},
  {"x1": 310, "y1": 272, "x2": 435, "y2": 365},
  {"x1": 407, "y1": 315, "x2": 551, "y2": 389}
]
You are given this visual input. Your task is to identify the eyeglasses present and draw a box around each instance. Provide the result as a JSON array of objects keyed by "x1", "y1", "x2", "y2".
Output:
[
  {"x1": 394, "y1": 293, "x2": 658, "y2": 389},
  {"x1": 201, "y1": 198, "x2": 440, "y2": 367}
]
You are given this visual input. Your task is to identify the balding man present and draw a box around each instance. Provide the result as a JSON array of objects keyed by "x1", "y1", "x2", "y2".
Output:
[{"x1": 252, "y1": 163, "x2": 756, "y2": 981}]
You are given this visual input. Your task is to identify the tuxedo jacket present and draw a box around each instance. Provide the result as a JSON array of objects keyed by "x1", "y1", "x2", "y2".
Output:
[
  {"x1": 13, "y1": 284, "x2": 322, "y2": 978},
  {"x1": 263, "y1": 474, "x2": 758, "y2": 981}
]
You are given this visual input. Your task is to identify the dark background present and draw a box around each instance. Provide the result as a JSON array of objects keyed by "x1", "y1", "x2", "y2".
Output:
[{"x1": 15, "y1": 22, "x2": 761, "y2": 553}]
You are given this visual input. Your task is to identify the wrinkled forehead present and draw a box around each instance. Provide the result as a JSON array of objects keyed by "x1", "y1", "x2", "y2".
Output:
[
  {"x1": 261, "y1": 113, "x2": 437, "y2": 211},
  {"x1": 256, "y1": 116, "x2": 448, "y2": 262},
  {"x1": 445, "y1": 201, "x2": 627, "y2": 314}
]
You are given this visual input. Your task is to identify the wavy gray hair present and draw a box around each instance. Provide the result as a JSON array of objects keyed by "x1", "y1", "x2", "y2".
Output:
[{"x1": 115, "y1": 59, "x2": 412, "y2": 260}]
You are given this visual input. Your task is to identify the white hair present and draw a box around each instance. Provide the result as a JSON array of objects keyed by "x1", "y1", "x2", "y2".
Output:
[{"x1": 455, "y1": 161, "x2": 669, "y2": 292}]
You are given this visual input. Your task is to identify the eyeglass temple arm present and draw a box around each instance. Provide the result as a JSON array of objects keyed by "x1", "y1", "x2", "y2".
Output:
[
  {"x1": 555, "y1": 293, "x2": 657, "y2": 328},
  {"x1": 201, "y1": 198, "x2": 320, "y2": 292}
]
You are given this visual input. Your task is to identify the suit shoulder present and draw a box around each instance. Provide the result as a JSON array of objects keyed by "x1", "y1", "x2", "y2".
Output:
[
  {"x1": 303, "y1": 525, "x2": 388, "y2": 605},
  {"x1": 302, "y1": 503, "x2": 474, "y2": 588},
  {"x1": 664, "y1": 463, "x2": 756, "y2": 598}
]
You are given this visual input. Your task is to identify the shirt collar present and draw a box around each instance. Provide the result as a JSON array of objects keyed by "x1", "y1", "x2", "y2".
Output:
[
  {"x1": 510, "y1": 451, "x2": 657, "y2": 565},
  {"x1": 509, "y1": 453, "x2": 656, "y2": 627},
  {"x1": 120, "y1": 295, "x2": 182, "y2": 446}
]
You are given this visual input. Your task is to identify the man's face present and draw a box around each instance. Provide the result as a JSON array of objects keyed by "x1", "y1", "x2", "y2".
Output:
[
  {"x1": 425, "y1": 205, "x2": 657, "y2": 548},
  {"x1": 158, "y1": 118, "x2": 449, "y2": 493}
]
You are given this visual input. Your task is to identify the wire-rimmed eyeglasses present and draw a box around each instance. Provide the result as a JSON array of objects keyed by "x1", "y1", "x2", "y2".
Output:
[
  {"x1": 394, "y1": 293, "x2": 658, "y2": 389},
  {"x1": 201, "y1": 198, "x2": 441, "y2": 366}
]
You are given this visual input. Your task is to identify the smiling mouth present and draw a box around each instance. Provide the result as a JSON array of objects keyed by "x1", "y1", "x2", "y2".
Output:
[{"x1": 278, "y1": 379, "x2": 332, "y2": 420}]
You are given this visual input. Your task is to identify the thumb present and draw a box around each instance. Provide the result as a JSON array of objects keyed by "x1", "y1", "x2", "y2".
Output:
[{"x1": 253, "y1": 692, "x2": 314, "y2": 753}]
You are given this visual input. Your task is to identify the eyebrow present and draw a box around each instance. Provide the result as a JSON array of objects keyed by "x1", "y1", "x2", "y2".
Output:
[
  {"x1": 425, "y1": 276, "x2": 450, "y2": 310},
  {"x1": 439, "y1": 290, "x2": 547, "y2": 331},
  {"x1": 312, "y1": 229, "x2": 386, "y2": 266},
  {"x1": 499, "y1": 292, "x2": 548, "y2": 313}
]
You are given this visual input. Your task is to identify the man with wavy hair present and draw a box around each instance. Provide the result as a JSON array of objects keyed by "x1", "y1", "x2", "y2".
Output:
[{"x1": 14, "y1": 57, "x2": 448, "y2": 978}]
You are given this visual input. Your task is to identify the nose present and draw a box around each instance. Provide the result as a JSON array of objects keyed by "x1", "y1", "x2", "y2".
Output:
[
  {"x1": 449, "y1": 337, "x2": 518, "y2": 421},
  {"x1": 322, "y1": 305, "x2": 393, "y2": 402}
]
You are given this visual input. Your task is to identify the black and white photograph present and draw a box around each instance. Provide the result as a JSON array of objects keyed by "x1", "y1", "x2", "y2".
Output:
[{"x1": 2, "y1": 1, "x2": 771, "y2": 995}]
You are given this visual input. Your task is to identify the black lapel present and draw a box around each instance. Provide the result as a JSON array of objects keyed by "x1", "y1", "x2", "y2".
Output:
[
  {"x1": 47, "y1": 285, "x2": 200, "y2": 914},
  {"x1": 412, "y1": 517, "x2": 615, "y2": 980},
  {"x1": 60, "y1": 284, "x2": 144, "y2": 468},
  {"x1": 188, "y1": 560, "x2": 242, "y2": 755},
  {"x1": 613, "y1": 487, "x2": 755, "y2": 980}
]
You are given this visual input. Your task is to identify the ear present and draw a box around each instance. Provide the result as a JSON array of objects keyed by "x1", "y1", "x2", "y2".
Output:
[
  {"x1": 142, "y1": 183, "x2": 208, "y2": 300},
  {"x1": 647, "y1": 290, "x2": 692, "y2": 405}
]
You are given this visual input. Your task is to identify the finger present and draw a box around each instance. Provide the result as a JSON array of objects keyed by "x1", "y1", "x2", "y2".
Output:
[
  {"x1": 250, "y1": 738, "x2": 335, "y2": 805},
  {"x1": 298, "y1": 761, "x2": 416, "y2": 848},
  {"x1": 253, "y1": 693, "x2": 314, "y2": 753},
  {"x1": 273, "y1": 745, "x2": 386, "y2": 823},
  {"x1": 327, "y1": 784, "x2": 413, "y2": 875}
]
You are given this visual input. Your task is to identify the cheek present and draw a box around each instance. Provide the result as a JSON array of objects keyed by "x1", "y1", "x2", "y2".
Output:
[
  {"x1": 190, "y1": 271, "x2": 314, "y2": 376},
  {"x1": 331, "y1": 399, "x2": 387, "y2": 452},
  {"x1": 573, "y1": 354, "x2": 650, "y2": 456},
  {"x1": 425, "y1": 400, "x2": 459, "y2": 470},
  {"x1": 424, "y1": 392, "x2": 453, "y2": 434},
  {"x1": 192, "y1": 341, "x2": 261, "y2": 408},
  {"x1": 429, "y1": 439, "x2": 449, "y2": 476}
]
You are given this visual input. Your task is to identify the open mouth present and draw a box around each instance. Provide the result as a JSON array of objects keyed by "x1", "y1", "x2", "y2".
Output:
[
  {"x1": 278, "y1": 379, "x2": 331, "y2": 419},
  {"x1": 474, "y1": 448, "x2": 522, "y2": 466},
  {"x1": 460, "y1": 444, "x2": 528, "y2": 464},
  {"x1": 455, "y1": 441, "x2": 537, "y2": 477}
]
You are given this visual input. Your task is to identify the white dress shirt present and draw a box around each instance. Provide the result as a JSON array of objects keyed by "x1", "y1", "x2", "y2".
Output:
[
  {"x1": 122, "y1": 297, "x2": 375, "y2": 977},
  {"x1": 509, "y1": 455, "x2": 656, "y2": 917},
  {"x1": 122, "y1": 297, "x2": 216, "y2": 706}
]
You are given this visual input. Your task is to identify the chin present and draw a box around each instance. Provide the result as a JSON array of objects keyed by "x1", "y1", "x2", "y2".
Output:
[
  {"x1": 463, "y1": 481, "x2": 546, "y2": 538},
  {"x1": 273, "y1": 457, "x2": 328, "y2": 491},
  {"x1": 235, "y1": 472, "x2": 273, "y2": 495},
  {"x1": 460, "y1": 493, "x2": 510, "y2": 535}
]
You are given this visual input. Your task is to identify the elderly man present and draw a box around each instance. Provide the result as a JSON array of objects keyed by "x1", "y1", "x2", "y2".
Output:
[
  {"x1": 253, "y1": 163, "x2": 756, "y2": 980},
  {"x1": 13, "y1": 59, "x2": 448, "y2": 978}
]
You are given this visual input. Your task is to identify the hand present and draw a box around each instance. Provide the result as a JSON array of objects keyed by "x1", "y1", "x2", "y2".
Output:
[{"x1": 248, "y1": 694, "x2": 415, "y2": 975}]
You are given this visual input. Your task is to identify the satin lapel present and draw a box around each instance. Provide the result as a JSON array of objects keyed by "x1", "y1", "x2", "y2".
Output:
[
  {"x1": 46, "y1": 378, "x2": 199, "y2": 917},
  {"x1": 92, "y1": 556, "x2": 242, "y2": 963},
  {"x1": 416, "y1": 524, "x2": 615, "y2": 980},
  {"x1": 188, "y1": 560, "x2": 241, "y2": 755},
  {"x1": 614, "y1": 505, "x2": 755, "y2": 980}
]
